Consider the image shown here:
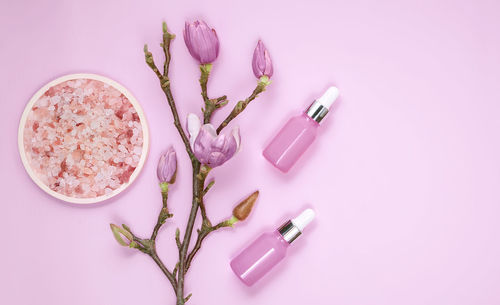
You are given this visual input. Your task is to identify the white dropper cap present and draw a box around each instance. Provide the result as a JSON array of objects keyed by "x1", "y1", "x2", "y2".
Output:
[
  {"x1": 306, "y1": 86, "x2": 340, "y2": 123},
  {"x1": 316, "y1": 86, "x2": 339, "y2": 109},
  {"x1": 291, "y1": 208, "x2": 316, "y2": 232}
]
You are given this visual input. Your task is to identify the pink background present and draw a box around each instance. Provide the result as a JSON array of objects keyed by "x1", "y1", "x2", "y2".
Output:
[{"x1": 1, "y1": 0, "x2": 500, "y2": 304}]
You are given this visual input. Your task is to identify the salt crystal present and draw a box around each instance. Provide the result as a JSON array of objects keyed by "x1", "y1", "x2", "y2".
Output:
[
  {"x1": 23, "y1": 78, "x2": 144, "y2": 198},
  {"x1": 51, "y1": 96, "x2": 61, "y2": 104},
  {"x1": 39, "y1": 98, "x2": 49, "y2": 107}
]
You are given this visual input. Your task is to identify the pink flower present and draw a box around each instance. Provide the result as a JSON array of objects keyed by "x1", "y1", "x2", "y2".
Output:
[
  {"x1": 157, "y1": 146, "x2": 177, "y2": 184},
  {"x1": 183, "y1": 20, "x2": 220, "y2": 64},
  {"x1": 252, "y1": 40, "x2": 273, "y2": 78},
  {"x1": 187, "y1": 114, "x2": 240, "y2": 167}
]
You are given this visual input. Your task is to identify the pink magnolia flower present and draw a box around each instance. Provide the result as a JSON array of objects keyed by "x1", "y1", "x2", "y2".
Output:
[
  {"x1": 183, "y1": 20, "x2": 220, "y2": 64},
  {"x1": 157, "y1": 146, "x2": 177, "y2": 184},
  {"x1": 187, "y1": 114, "x2": 240, "y2": 167},
  {"x1": 252, "y1": 40, "x2": 273, "y2": 78}
]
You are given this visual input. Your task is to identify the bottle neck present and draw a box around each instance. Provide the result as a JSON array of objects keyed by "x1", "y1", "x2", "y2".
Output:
[
  {"x1": 278, "y1": 220, "x2": 302, "y2": 244},
  {"x1": 305, "y1": 100, "x2": 329, "y2": 123}
]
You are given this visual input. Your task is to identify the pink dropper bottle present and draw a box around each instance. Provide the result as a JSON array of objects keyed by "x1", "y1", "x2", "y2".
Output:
[
  {"x1": 263, "y1": 86, "x2": 340, "y2": 172},
  {"x1": 230, "y1": 209, "x2": 315, "y2": 286}
]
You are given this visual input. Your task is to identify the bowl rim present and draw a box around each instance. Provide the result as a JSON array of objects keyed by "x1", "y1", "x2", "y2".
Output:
[{"x1": 18, "y1": 73, "x2": 150, "y2": 204}]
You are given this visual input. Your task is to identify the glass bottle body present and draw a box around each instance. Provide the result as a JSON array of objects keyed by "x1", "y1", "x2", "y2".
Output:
[
  {"x1": 230, "y1": 231, "x2": 289, "y2": 286},
  {"x1": 263, "y1": 113, "x2": 319, "y2": 172}
]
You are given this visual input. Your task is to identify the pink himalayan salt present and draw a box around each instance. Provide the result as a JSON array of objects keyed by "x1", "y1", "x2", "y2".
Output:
[{"x1": 23, "y1": 78, "x2": 144, "y2": 198}]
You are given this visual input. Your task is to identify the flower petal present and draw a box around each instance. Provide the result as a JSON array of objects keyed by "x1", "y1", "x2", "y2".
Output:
[
  {"x1": 193, "y1": 126, "x2": 215, "y2": 164},
  {"x1": 232, "y1": 126, "x2": 241, "y2": 151},
  {"x1": 202, "y1": 123, "x2": 218, "y2": 138},
  {"x1": 187, "y1": 113, "x2": 201, "y2": 148},
  {"x1": 184, "y1": 22, "x2": 201, "y2": 62}
]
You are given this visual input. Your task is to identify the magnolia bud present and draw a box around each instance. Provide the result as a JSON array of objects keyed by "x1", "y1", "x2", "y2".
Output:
[
  {"x1": 252, "y1": 40, "x2": 273, "y2": 79},
  {"x1": 183, "y1": 20, "x2": 220, "y2": 64},
  {"x1": 157, "y1": 146, "x2": 177, "y2": 186},
  {"x1": 229, "y1": 191, "x2": 259, "y2": 225},
  {"x1": 110, "y1": 224, "x2": 136, "y2": 248}
]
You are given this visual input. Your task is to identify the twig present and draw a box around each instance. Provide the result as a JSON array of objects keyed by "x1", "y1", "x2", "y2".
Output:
[
  {"x1": 199, "y1": 64, "x2": 228, "y2": 124},
  {"x1": 150, "y1": 250, "x2": 178, "y2": 291},
  {"x1": 173, "y1": 262, "x2": 179, "y2": 278},
  {"x1": 197, "y1": 166, "x2": 212, "y2": 225},
  {"x1": 144, "y1": 38, "x2": 195, "y2": 163},
  {"x1": 121, "y1": 223, "x2": 178, "y2": 290},
  {"x1": 185, "y1": 220, "x2": 231, "y2": 271},
  {"x1": 199, "y1": 64, "x2": 212, "y2": 123},
  {"x1": 151, "y1": 191, "x2": 172, "y2": 240},
  {"x1": 175, "y1": 228, "x2": 182, "y2": 250},
  {"x1": 144, "y1": 45, "x2": 163, "y2": 80},
  {"x1": 216, "y1": 80, "x2": 267, "y2": 134},
  {"x1": 176, "y1": 161, "x2": 203, "y2": 304},
  {"x1": 162, "y1": 22, "x2": 174, "y2": 77},
  {"x1": 203, "y1": 180, "x2": 215, "y2": 195}
]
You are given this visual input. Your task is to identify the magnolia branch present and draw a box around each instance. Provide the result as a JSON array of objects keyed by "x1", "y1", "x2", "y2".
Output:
[
  {"x1": 144, "y1": 40, "x2": 195, "y2": 163},
  {"x1": 111, "y1": 21, "x2": 268, "y2": 305},
  {"x1": 216, "y1": 77, "x2": 269, "y2": 133},
  {"x1": 199, "y1": 64, "x2": 228, "y2": 124},
  {"x1": 185, "y1": 220, "x2": 231, "y2": 271},
  {"x1": 144, "y1": 24, "x2": 204, "y2": 304},
  {"x1": 116, "y1": 222, "x2": 178, "y2": 292}
]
